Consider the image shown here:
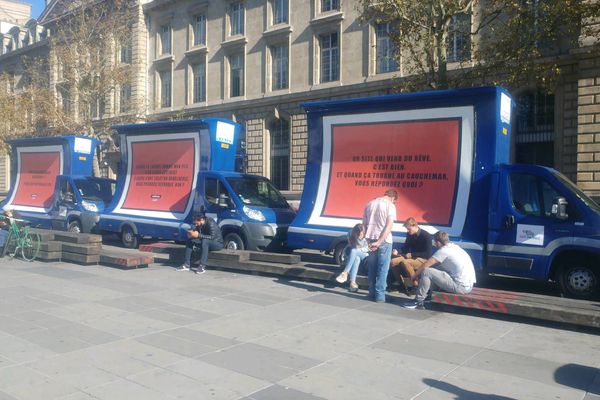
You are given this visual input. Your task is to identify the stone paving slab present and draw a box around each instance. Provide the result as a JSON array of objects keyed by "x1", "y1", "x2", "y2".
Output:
[{"x1": 0, "y1": 257, "x2": 598, "y2": 400}]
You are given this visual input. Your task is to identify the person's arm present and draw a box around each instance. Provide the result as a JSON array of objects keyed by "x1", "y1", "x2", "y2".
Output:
[
  {"x1": 412, "y1": 256, "x2": 439, "y2": 284},
  {"x1": 200, "y1": 219, "x2": 219, "y2": 240},
  {"x1": 187, "y1": 227, "x2": 200, "y2": 239},
  {"x1": 370, "y1": 215, "x2": 394, "y2": 250}
]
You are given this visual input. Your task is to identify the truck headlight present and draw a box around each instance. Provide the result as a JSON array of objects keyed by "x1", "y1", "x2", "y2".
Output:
[
  {"x1": 243, "y1": 206, "x2": 266, "y2": 222},
  {"x1": 81, "y1": 200, "x2": 98, "y2": 212}
]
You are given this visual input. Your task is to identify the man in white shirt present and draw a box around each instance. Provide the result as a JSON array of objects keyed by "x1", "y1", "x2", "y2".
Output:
[
  {"x1": 363, "y1": 189, "x2": 398, "y2": 303},
  {"x1": 402, "y1": 230, "x2": 476, "y2": 309}
]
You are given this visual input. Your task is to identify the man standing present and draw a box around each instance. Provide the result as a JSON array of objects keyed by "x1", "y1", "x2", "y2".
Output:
[
  {"x1": 389, "y1": 217, "x2": 433, "y2": 292},
  {"x1": 402, "y1": 231, "x2": 476, "y2": 309},
  {"x1": 364, "y1": 189, "x2": 398, "y2": 303},
  {"x1": 177, "y1": 212, "x2": 224, "y2": 274}
]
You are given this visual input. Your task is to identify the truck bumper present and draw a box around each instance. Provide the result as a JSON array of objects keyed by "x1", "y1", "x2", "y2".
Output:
[{"x1": 243, "y1": 222, "x2": 288, "y2": 251}]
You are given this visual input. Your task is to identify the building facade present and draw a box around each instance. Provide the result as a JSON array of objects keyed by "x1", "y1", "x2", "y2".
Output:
[{"x1": 1, "y1": 0, "x2": 600, "y2": 201}]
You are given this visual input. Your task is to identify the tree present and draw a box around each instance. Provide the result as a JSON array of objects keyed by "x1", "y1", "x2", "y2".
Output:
[
  {"x1": 0, "y1": 0, "x2": 142, "y2": 148},
  {"x1": 359, "y1": 0, "x2": 600, "y2": 91}
]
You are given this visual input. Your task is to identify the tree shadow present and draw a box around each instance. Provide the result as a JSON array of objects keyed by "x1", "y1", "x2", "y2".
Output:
[
  {"x1": 554, "y1": 363, "x2": 600, "y2": 394},
  {"x1": 422, "y1": 378, "x2": 516, "y2": 400}
]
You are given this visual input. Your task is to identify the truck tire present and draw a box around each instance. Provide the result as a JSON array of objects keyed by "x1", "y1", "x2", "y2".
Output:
[
  {"x1": 558, "y1": 264, "x2": 599, "y2": 300},
  {"x1": 68, "y1": 220, "x2": 82, "y2": 233},
  {"x1": 224, "y1": 232, "x2": 244, "y2": 251},
  {"x1": 333, "y1": 242, "x2": 349, "y2": 267},
  {"x1": 121, "y1": 226, "x2": 139, "y2": 249}
]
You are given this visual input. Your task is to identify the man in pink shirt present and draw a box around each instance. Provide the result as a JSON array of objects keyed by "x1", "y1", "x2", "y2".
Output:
[{"x1": 363, "y1": 189, "x2": 398, "y2": 302}]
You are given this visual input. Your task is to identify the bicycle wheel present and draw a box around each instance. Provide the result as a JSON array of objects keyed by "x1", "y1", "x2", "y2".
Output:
[{"x1": 21, "y1": 232, "x2": 41, "y2": 261}]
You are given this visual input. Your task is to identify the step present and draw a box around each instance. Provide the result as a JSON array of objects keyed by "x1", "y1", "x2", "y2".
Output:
[
  {"x1": 61, "y1": 252, "x2": 100, "y2": 265},
  {"x1": 36, "y1": 250, "x2": 62, "y2": 262},
  {"x1": 99, "y1": 250, "x2": 154, "y2": 270},
  {"x1": 39, "y1": 241, "x2": 62, "y2": 253},
  {"x1": 139, "y1": 242, "x2": 183, "y2": 254},
  {"x1": 53, "y1": 232, "x2": 102, "y2": 244},
  {"x1": 430, "y1": 288, "x2": 600, "y2": 329},
  {"x1": 62, "y1": 242, "x2": 102, "y2": 256},
  {"x1": 30, "y1": 228, "x2": 56, "y2": 242},
  {"x1": 247, "y1": 251, "x2": 301, "y2": 265}
]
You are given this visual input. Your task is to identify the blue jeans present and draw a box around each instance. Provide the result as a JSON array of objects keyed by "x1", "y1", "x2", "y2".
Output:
[
  {"x1": 185, "y1": 238, "x2": 224, "y2": 267},
  {"x1": 367, "y1": 242, "x2": 392, "y2": 302},
  {"x1": 343, "y1": 248, "x2": 368, "y2": 282}
]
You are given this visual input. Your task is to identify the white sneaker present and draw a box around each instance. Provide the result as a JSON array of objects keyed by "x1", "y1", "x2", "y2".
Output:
[
  {"x1": 336, "y1": 271, "x2": 348, "y2": 283},
  {"x1": 176, "y1": 265, "x2": 190, "y2": 271},
  {"x1": 194, "y1": 266, "x2": 206, "y2": 274}
]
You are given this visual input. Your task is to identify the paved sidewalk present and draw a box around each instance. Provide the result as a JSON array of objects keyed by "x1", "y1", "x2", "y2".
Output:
[{"x1": 0, "y1": 258, "x2": 599, "y2": 400}]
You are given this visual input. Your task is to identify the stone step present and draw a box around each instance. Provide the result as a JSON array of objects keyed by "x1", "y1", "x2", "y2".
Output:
[
  {"x1": 61, "y1": 252, "x2": 100, "y2": 265},
  {"x1": 53, "y1": 232, "x2": 102, "y2": 244},
  {"x1": 62, "y1": 242, "x2": 102, "y2": 256},
  {"x1": 247, "y1": 251, "x2": 301, "y2": 265},
  {"x1": 99, "y1": 250, "x2": 154, "y2": 270},
  {"x1": 39, "y1": 241, "x2": 62, "y2": 253},
  {"x1": 36, "y1": 250, "x2": 62, "y2": 262}
]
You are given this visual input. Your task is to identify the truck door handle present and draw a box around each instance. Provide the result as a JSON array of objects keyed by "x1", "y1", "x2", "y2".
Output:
[{"x1": 505, "y1": 214, "x2": 515, "y2": 228}]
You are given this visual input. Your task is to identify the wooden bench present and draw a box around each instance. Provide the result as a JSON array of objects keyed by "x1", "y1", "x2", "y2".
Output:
[{"x1": 430, "y1": 287, "x2": 600, "y2": 329}]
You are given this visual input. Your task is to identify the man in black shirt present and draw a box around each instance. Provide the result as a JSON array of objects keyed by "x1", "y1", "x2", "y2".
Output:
[
  {"x1": 177, "y1": 212, "x2": 224, "y2": 274},
  {"x1": 390, "y1": 217, "x2": 433, "y2": 291}
]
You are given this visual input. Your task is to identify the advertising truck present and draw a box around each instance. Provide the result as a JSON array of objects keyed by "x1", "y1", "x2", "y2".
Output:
[
  {"x1": 287, "y1": 86, "x2": 600, "y2": 299},
  {"x1": 0, "y1": 135, "x2": 115, "y2": 233},
  {"x1": 98, "y1": 118, "x2": 295, "y2": 250}
]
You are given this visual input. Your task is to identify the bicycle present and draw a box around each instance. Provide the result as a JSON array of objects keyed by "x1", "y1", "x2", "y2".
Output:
[{"x1": 0, "y1": 216, "x2": 41, "y2": 261}]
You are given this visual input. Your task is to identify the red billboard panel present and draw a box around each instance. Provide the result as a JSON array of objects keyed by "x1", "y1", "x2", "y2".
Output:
[
  {"x1": 322, "y1": 119, "x2": 460, "y2": 225},
  {"x1": 12, "y1": 151, "x2": 61, "y2": 209},
  {"x1": 121, "y1": 139, "x2": 195, "y2": 213}
]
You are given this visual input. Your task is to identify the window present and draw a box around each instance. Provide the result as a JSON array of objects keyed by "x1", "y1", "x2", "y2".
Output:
[
  {"x1": 271, "y1": 44, "x2": 288, "y2": 90},
  {"x1": 229, "y1": 53, "x2": 244, "y2": 97},
  {"x1": 515, "y1": 91, "x2": 554, "y2": 166},
  {"x1": 120, "y1": 84, "x2": 131, "y2": 113},
  {"x1": 192, "y1": 62, "x2": 206, "y2": 103},
  {"x1": 58, "y1": 87, "x2": 70, "y2": 114},
  {"x1": 230, "y1": 2, "x2": 244, "y2": 36},
  {"x1": 272, "y1": 0, "x2": 288, "y2": 25},
  {"x1": 320, "y1": 32, "x2": 339, "y2": 83},
  {"x1": 270, "y1": 118, "x2": 290, "y2": 190},
  {"x1": 120, "y1": 40, "x2": 132, "y2": 64},
  {"x1": 510, "y1": 173, "x2": 564, "y2": 218},
  {"x1": 160, "y1": 24, "x2": 171, "y2": 55},
  {"x1": 193, "y1": 15, "x2": 206, "y2": 46},
  {"x1": 376, "y1": 22, "x2": 398, "y2": 74},
  {"x1": 204, "y1": 178, "x2": 233, "y2": 207},
  {"x1": 321, "y1": 0, "x2": 339, "y2": 12},
  {"x1": 159, "y1": 70, "x2": 171, "y2": 108},
  {"x1": 447, "y1": 13, "x2": 471, "y2": 62}
]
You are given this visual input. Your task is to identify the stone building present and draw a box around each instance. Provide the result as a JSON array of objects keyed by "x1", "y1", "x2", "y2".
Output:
[{"x1": 1, "y1": 0, "x2": 600, "y2": 201}]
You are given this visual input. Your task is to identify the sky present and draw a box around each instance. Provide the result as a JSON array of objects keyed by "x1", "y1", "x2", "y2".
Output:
[{"x1": 27, "y1": 0, "x2": 47, "y2": 19}]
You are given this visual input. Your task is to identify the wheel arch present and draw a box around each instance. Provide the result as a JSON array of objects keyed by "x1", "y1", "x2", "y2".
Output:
[{"x1": 549, "y1": 248, "x2": 600, "y2": 281}]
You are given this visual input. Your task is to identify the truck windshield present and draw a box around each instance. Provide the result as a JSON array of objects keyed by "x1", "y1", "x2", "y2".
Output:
[
  {"x1": 74, "y1": 178, "x2": 116, "y2": 205},
  {"x1": 553, "y1": 171, "x2": 600, "y2": 214},
  {"x1": 227, "y1": 177, "x2": 289, "y2": 208}
]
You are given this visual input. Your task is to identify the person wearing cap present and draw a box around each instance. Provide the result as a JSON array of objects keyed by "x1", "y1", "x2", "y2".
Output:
[{"x1": 177, "y1": 212, "x2": 223, "y2": 274}]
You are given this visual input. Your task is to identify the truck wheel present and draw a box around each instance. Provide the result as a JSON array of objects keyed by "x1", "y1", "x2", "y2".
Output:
[
  {"x1": 121, "y1": 226, "x2": 139, "y2": 249},
  {"x1": 558, "y1": 264, "x2": 599, "y2": 300},
  {"x1": 68, "y1": 220, "x2": 82, "y2": 233},
  {"x1": 224, "y1": 233, "x2": 244, "y2": 251},
  {"x1": 333, "y1": 242, "x2": 349, "y2": 267}
]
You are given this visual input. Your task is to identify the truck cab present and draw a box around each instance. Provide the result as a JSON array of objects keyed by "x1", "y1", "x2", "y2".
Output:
[
  {"x1": 198, "y1": 171, "x2": 295, "y2": 251},
  {"x1": 487, "y1": 164, "x2": 600, "y2": 298},
  {"x1": 51, "y1": 175, "x2": 116, "y2": 233}
]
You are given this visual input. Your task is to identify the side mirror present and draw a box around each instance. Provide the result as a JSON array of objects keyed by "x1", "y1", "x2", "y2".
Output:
[
  {"x1": 552, "y1": 197, "x2": 568, "y2": 220},
  {"x1": 218, "y1": 193, "x2": 230, "y2": 208}
]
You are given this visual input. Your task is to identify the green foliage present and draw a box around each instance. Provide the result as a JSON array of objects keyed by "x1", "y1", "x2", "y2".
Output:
[{"x1": 359, "y1": 0, "x2": 600, "y2": 91}]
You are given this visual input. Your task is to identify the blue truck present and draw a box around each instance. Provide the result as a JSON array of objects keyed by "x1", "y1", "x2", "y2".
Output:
[
  {"x1": 0, "y1": 136, "x2": 115, "y2": 233},
  {"x1": 98, "y1": 118, "x2": 296, "y2": 250},
  {"x1": 287, "y1": 86, "x2": 600, "y2": 299}
]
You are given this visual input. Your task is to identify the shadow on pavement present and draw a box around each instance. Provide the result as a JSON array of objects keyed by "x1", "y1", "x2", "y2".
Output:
[
  {"x1": 422, "y1": 378, "x2": 516, "y2": 400},
  {"x1": 554, "y1": 363, "x2": 600, "y2": 394}
]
